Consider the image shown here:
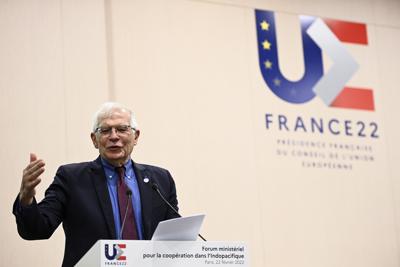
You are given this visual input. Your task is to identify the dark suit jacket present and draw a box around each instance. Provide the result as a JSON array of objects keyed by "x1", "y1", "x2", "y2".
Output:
[{"x1": 12, "y1": 157, "x2": 179, "y2": 267}]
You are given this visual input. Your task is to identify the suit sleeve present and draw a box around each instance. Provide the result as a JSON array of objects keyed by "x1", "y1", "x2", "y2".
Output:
[
  {"x1": 151, "y1": 167, "x2": 179, "y2": 220},
  {"x1": 165, "y1": 169, "x2": 180, "y2": 219}
]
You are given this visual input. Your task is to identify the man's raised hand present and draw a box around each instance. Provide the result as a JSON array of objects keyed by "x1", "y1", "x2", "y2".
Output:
[{"x1": 19, "y1": 153, "x2": 45, "y2": 206}]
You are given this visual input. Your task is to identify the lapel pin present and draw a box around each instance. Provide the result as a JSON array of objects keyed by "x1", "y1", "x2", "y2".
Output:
[{"x1": 143, "y1": 177, "x2": 150, "y2": 183}]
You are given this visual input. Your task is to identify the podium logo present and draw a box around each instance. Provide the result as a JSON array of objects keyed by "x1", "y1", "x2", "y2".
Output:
[
  {"x1": 255, "y1": 9, "x2": 374, "y2": 111},
  {"x1": 105, "y1": 243, "x2": 126, "y2": 261}
]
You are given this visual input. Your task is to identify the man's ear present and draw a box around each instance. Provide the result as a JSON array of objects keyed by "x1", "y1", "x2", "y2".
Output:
[
  {"x1": 90, "y1": 133, "x2": 99, "y2": 149},
  {"x1": 133, "y1": 130, "x2": 140, "y2": 145}
]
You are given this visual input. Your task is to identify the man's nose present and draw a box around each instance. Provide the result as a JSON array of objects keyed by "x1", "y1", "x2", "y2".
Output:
[{"x1": 108, "y1": 128, "x2": 120, "y2": 139}]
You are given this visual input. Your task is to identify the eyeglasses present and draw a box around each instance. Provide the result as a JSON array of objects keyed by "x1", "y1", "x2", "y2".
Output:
[{"x1": 95, "y1": 125, "x2": 135, "y2": 137}]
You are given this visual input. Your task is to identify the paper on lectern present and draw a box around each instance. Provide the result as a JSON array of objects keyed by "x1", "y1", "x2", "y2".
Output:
[{"x1": 151, "y1": 214, "x2": 205, "y2": 241}]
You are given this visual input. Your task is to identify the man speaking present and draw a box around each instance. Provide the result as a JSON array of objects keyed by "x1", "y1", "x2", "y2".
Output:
[{"x1": 12, "y1": 102, "x2": 179, "y2": 267}]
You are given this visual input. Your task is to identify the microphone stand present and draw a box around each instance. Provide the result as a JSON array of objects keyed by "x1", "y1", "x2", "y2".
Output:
[{"x1": 152, "y1": 183, "x2": 207, "y2": 242}]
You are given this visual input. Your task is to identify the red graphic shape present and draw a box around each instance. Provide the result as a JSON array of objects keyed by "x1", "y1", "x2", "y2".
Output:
[
  {"x1": 330, "y1": 87, "x2": 374, "y2": 111},
  {"x1": 117, "y1": 244, "x2": 126, "y2": 261},
  {"x1": 323, "y1": 19, "x2": 368, "y2": 45}
]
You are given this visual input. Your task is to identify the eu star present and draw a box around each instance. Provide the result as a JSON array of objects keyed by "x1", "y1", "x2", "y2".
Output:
[
  {"x1": 273, "y1": 78, "x2": 281, "y2": 86},
  {"x1": 260, "y1": 20, "x2": 270, "y2": 31},
  {"x1": 262, "y1": 40, "x2": 271, "y2": 50},
  {"x1": 264, "y1": 60, "x2": 273, "y2": 69}
]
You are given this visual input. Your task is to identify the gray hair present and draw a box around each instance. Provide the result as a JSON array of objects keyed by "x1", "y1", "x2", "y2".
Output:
[{"x1": 92, "y1": 102, "x2": 138, "y2": 133}]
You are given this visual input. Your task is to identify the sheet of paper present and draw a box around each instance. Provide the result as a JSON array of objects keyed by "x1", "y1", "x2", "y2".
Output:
[{"x1": 151, "y1": 214, "x2": 205, "y2": 241}]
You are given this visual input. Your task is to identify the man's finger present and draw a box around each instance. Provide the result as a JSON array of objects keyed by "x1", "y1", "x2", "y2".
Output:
[
  {"x1": 24, "y1": 160, "x2": 45, "y2": 176},
  {"x1": 24, "y1": 159, "x2": 46, "y2": 173},
  {"x1": 24, "y1": 178, "x2": 42, "y2": 190},
  {"x1": 24, "y1": 167, "x2": 45, "y2": 182},
  {"x1": 30, "y1": 153, "x2": 37, "y2": 163},
  {"x1": 26, "y1": 160, "x2": 45, "y2": 172}
]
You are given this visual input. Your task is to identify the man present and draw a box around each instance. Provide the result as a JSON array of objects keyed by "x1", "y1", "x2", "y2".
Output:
[{"x1": 13, "y1": 102, "x2": 179, "y2": 267}]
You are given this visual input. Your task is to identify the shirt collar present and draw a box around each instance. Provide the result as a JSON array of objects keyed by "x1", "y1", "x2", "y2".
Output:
[{"x1": 101, "y1": 157, "x2": 133, "y2": 180}]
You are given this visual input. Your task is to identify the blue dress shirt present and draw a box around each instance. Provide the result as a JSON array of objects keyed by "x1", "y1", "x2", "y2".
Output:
[{"x1": 101, "y1": 158, "x2": 144, "y2": 240}]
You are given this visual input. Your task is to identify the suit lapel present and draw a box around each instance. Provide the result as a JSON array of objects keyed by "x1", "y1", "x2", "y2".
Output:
[
  {"x1": 133, "y1": 162, "x2": 154, "y2": 239},
  {"x1": 90, "y1": 157, "x2": 116, "y2": 239}
]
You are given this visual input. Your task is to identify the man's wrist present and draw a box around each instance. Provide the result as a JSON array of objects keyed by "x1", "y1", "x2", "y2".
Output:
[{"x1": 19, "y1": 193, "x2": 34, "y2": 207}]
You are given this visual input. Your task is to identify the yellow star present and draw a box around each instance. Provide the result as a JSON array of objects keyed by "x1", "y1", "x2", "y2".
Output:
[
  {"x1": 264, "y1": 60, "x2": 273, "y2": 69},
  {"x1": 260, "y1": 21, "x2": 270, "y2": 31},
  {"x1": 262, "y1": 40, "x2": 271, "y2": 50},
  {"x1": 273, "y1": 78, "x2": 281, "y2": 86}
]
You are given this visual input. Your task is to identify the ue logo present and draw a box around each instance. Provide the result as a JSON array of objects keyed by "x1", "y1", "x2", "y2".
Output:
[
  {"x1": 256, "y1": 9, "x2": 374, "y2": 111},
  {"x1": 105, "y1": 243, "x2": 126, "y2": 261}
]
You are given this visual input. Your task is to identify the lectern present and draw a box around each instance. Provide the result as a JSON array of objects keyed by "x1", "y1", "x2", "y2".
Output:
[{"x1": 75, "y1": 240, "x2": 249, "y2": 266}]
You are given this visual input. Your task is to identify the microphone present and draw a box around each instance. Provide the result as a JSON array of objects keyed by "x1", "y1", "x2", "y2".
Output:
[
  {"x1": 119, "y1": 189, "x2": 132, "y2": 240},
  {"x1": 151, "y1": 182, "x2": 207, "y2": 241}
]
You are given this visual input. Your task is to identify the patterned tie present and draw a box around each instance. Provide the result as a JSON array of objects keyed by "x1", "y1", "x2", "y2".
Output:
[{"x1": 115, "y1": 166, "x2": 138, "y2": 240}]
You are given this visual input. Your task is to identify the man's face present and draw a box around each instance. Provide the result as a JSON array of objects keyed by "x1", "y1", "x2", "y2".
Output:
[{"x1": 90, "y1": 109, "x2": 140, "y2": 167}]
